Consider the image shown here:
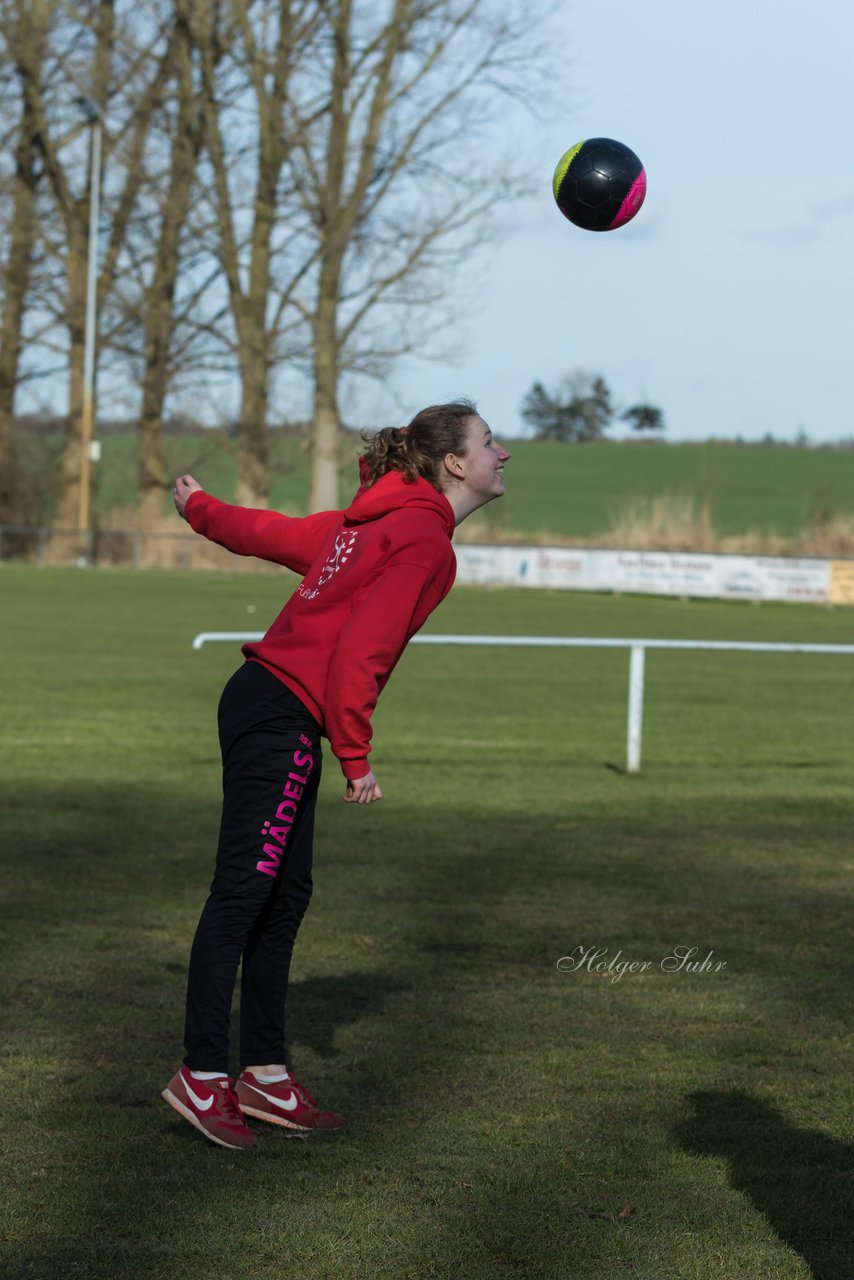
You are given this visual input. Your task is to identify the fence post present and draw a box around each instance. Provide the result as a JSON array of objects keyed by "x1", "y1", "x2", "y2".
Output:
[{"x1": 627, "y1": 645, "x2": 645, "y2": 773}]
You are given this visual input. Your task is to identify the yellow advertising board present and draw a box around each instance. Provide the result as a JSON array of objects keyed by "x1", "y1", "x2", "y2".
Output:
[{"x1": 829, "y1": 560, "x2": 854, "y2": 605}]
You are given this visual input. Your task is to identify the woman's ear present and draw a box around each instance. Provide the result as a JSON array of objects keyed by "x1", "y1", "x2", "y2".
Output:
[{"x1": 443, "y1": 452, "x2": 465, "y2": 480}]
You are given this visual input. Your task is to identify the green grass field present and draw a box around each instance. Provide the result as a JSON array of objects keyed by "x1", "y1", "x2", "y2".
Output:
[
  {"x1": 16, "y1": 427, "x2": 853, "y2": 543},
  {"x1": 2, "y1": 566, "x2": 852, "y2": 1279}
]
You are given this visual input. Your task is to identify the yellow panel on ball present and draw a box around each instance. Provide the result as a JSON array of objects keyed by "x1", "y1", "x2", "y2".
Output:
[{"x1": 552, "y1": 141, "x2": 585, "y2": 201}]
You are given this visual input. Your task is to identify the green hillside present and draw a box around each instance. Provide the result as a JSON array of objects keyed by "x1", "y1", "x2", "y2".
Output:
[
  {"x1": 16, "y1": 426, "x2": 854, "y2": 544},
  {"x1": 488, "y1": 440, "x2": 854, "y2": 542}
]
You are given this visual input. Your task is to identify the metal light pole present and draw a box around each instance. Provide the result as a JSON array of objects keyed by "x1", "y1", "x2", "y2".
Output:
[{"x1": 76, "y1": 97, "x2": 103, "y2": 565}]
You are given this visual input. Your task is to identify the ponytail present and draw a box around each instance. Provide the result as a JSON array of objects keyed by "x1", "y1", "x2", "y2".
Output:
[{"x1": 360, "y1": 426, "x2": 416, "y2": 485}]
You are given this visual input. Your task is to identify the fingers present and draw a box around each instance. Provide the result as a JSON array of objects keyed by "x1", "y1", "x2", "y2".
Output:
[
  {"x1": 172, "y1": 475, "x2": 201, "y2": 519},
  {"x1": 342, "y1": 775, "x2": 383, "y2": 805},
  {"x1": 355, "y1": 783, "x2": 381, "y2": 805},
  {"x1": 343, "y1": 783, "x2": 374, "y2": 804}
]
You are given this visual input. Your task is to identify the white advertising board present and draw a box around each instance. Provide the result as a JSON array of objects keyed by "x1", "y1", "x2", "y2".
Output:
[{"x1": 454, "y1": 545, "x2": 833, "y2": 605}]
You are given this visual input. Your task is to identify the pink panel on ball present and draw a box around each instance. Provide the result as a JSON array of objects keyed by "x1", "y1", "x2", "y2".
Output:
[{"x1": 609, "y1": 170, "x2": 647, "y2": 230}]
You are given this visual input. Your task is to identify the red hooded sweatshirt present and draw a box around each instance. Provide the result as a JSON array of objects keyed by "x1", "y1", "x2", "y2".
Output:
[{"x1": 184, "y1": 469, "x2": 456, "y2": 781}]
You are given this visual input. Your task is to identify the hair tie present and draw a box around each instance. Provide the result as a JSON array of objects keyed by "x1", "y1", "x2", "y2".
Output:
[{"x1": 398, "y1": 426, "x2": 408, "y2": 435}]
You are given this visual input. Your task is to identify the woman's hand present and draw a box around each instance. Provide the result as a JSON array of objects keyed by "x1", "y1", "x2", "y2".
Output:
[
  {"x1": 173, "y1": 474, "x2": 203, "y2": 520},
  {"x1": 343, "y1": 770, "x2": 383, "y2": 805}
]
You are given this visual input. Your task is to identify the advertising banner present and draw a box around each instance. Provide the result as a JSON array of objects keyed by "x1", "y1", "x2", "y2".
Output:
[{"x1": 454, "y1": 545, "x2": 836, "y2": 605}]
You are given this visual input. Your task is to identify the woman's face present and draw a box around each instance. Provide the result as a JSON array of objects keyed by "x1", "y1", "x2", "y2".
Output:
[{"x1": 456, "y1": 416, "x2": 511, "y2": 503}]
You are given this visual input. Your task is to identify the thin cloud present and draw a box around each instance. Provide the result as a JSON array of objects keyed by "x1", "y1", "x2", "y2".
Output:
[{"x1": 739, "y1": 190, "x2": 854, "y2": 244}]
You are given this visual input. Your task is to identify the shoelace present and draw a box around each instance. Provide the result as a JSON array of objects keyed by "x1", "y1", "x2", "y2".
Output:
[
  {"x1": 219, "y1": 1080, "x2": 246, "y2": 1123},
  {"x1": 289, "y1": 1079, "x2": 318, "y2": 1108}
]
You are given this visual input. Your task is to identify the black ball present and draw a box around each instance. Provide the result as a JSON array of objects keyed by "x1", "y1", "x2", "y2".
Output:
[{"x1": 553, "y1": 137, "x2": 647, "y2": 232}]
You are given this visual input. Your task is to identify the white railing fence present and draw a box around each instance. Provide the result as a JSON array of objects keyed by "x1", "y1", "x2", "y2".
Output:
[{"x1": 190, "y1": 632, "x2": 854, "y2": 773}]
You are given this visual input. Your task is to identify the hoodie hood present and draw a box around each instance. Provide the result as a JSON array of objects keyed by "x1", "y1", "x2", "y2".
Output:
[{"x1": 345, "y1": 466, "x2": 455, "y2": 538}]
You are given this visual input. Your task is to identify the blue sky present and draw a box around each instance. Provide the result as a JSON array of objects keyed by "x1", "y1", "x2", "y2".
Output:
[{"x1": 373, "y1": 0, "x2": 854, "y2": 443}]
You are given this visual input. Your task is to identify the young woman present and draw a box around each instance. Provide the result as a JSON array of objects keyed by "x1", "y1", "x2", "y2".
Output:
[{"x1": 162, "y1": 400, "x2": 510, "y2": 1148}]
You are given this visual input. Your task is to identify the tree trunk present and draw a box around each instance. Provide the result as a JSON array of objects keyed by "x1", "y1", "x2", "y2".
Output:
[
  {"x1": 137, "y1": 7, "x2": 202, "y2": 528},
  {"x1": 307, "y1": 0, "x2": 350, "y2": 515},
  {"x1": 51, "y1": 243, "x2": 87, "y2": 550},
  {"x1": 0, "y1": 48, "x2": 42, "y2": 524},
  {"x1": 309, "y1": 293, "x2": 341, "y2": 512},
  {"x1": 136, "y1": 462, "x2": 166, "y2": 529},
  {"x1": 232, "y1": 35, "x2": 283, "y2": 510},
  {"x1": 137, "y1": 269, "x2": 170, "y2": 533},
  {"x1": 236, "y1": 323, "x2": 270, "y2": 507}
]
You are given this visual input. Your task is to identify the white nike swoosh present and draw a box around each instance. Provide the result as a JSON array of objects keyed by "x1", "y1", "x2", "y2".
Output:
[
  {"x1": 254, "y1": 1086, "x2": 299, "y2": 1112},
  {"x1": 183, "y1": 1077, "x2": 215, "y2": 1111}
]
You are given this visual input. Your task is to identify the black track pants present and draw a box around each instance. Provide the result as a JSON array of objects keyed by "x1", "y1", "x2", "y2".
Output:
[{"x1": 183, "y1": 661, "x2": 323, "y2": 1072}]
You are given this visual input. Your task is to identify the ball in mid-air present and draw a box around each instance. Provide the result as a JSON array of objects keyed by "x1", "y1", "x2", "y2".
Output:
[{"x1": 553, "y1": 138, "x2": 646, "y2": 232}]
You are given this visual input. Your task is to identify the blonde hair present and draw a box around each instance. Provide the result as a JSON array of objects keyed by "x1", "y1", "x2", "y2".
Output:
[{"x1": 360, "y1": 400, "x2": 478, "y2": 492}]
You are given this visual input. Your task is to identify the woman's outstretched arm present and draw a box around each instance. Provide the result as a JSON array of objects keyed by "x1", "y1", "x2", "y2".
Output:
[{"x1": 173, "y1": 475, "x2": 340, "y2": 575}]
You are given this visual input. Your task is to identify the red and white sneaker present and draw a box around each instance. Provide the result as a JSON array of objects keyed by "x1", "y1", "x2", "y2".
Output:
[
  {"x1": 235, "y1": 1071, "x2": 342, "y2": 1133},
  {"x1": 162, "y1": 1067, "x2": 257, "y2": 1149}
]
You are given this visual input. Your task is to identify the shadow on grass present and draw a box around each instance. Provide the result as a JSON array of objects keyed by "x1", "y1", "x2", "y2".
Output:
[
  {"x1": 3, "y1": 778, "x2": 853, "y2": 1279},
  {"x1": 285, "y1": 971, "x2": 408, "y2": 1062},
  {"x1": 674, "y1": 1090, "x2": 854, "y2": 1280}
]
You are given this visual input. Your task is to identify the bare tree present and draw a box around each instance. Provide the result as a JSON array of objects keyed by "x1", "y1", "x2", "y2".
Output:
[
  {"x1": 18, "y1": 0, "x2": 174, "y2": 539},
  {"x1": 287, "y1": 0, "x2": 552, "y2": 510},
  {"x1": 1, "y1": 0, "x2": 552, "y2": 529},
  {"x1": 193, "y1": 0, "x2": 321, "y2": 506},
  {"x1": 132, "y1": 1, "x2": 207, "y2": 526},
  {"x1": 0, "y1": 1, "x2": 47, "y2": 522}
]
